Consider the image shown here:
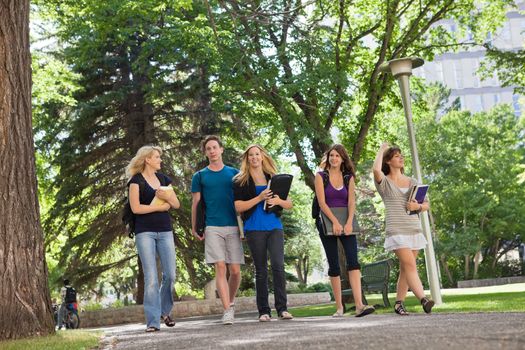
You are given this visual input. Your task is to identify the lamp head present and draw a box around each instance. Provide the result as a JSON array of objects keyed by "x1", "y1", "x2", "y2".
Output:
[{"x1": 379, "y1": 57, "x2": 424, "y2": 77}]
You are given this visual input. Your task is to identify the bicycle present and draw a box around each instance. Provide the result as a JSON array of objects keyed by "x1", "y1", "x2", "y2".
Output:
[{"x1": 54, "y1": 302, "x2": 80, "y2": 329}]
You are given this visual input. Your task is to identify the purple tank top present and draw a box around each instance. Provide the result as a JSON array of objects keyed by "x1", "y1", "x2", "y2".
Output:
[{"x1": 319, "y1": 171, "x2": 348, "y2": 207}]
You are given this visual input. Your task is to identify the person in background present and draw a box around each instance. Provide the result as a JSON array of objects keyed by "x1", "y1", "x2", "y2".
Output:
[
  {"x1": 233, "y1": 145, "x2": 294, "y2": 322},
  {"x1": 57, "y1": 279, "x2": 77, "y2": 330},
  {"x1": 126, "y1": 145, "x2": 180, "y2": 332},
  {"x1": 372, "y1": 142, "x2": 434, "y2": 315}
]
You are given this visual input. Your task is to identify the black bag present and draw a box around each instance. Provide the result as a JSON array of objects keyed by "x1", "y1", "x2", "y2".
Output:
[
  {"x1": 122, "y1": 173, "x2": 166, "y2": 238},
  {"x1": 65, "y1": 286, "x2": 77, "y2": 303},
  {"x1": 195, "y1": 171, "x2": 206, "y2": 237},
  {"x1": 312, "y1": 171, "x2": 360, "y2": 234}
]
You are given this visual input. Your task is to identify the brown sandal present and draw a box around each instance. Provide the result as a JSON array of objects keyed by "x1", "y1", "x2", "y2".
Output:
[
  {"x1": 163, "y1": 315, "x2": 176, "y2": 327},
  {"x1": 421, "y1": 297, "x2": 435, "y2": 314},
  {"x1": 394, "y1": 301, "x2": 409, "y2": 316}
]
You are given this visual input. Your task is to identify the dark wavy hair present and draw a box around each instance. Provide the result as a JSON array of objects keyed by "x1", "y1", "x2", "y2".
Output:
[
  {"x1": 201, "y1": 135, "x2": 223, "y2": 153},
  {"x1": 382, "y1": 146, "x2": 404, "y2": 175},
  {"x1": 320, "y1": 144, "x2": 355, "y2": 175}
]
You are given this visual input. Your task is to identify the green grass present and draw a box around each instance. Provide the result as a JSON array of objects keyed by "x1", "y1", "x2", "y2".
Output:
[
  {"x1": 289, "y1": 291, "x2": 525, "y2": 317},
  {"x1": 0, "y1": 330, "x2": 101, "y2": 350}
]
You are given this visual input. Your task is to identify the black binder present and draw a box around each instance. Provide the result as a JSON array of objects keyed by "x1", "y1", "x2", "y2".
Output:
[{"x1": 263, "y1": 174, "x2": 293, "y2": 213}]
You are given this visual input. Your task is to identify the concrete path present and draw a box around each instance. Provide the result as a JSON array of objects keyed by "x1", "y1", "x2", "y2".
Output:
[{"x1": 94, "y1": 311, "x2": 525, "y2": 350}]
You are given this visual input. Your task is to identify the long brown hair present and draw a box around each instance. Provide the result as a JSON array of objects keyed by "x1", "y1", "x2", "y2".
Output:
[
  {"x1": 320, "y1": 144, "x2": 355, "y2": 175},
  {"x1": 234, "y1": 145, "x2": 278, "y2": 186},
  {"x1": 382, "y1": 146, "x2": 404, "y2": 175}
]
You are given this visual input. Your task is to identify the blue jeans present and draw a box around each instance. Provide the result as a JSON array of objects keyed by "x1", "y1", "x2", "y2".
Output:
[
  {"x1": 246, "y1": 229, "x2": 288, "y2": 317},
  {"x1": 136, "y1": 231, "x2": 176, "y2": 328}
]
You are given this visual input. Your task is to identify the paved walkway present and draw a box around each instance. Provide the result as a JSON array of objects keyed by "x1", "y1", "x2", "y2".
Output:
[{"x1": 94, "y1": 311, "x2": 525, "y2": 350}]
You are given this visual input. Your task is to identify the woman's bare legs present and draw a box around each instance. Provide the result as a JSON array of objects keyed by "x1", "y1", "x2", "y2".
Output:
[
  {"x1": 330, "y1": 276, "x2": 344, "y2": 314},
  {"x1": 394, "y1": 248, "x2": 425, "y2": 301}
]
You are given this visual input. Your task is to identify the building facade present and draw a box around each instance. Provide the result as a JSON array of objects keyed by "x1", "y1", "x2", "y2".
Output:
[{"x1": 415, "y1": 2, "x2": 525, "y2": 116}]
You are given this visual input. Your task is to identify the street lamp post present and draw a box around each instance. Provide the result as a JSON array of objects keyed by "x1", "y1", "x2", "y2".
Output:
[{"x1": 379, "y1": 57, "x2": 443, "y2": 304}]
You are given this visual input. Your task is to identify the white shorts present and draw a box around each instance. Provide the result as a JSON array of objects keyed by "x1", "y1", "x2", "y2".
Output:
[
  {"x1": 384, "y1": 233, "x2": 427, "y2": 251},
  {"x1": 204, "y1": 226, "x2": 245, "y2": 265}
]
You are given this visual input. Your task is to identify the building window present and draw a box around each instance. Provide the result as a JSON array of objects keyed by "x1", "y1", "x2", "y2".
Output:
[
  {"x1": 493, "y1": 94, "x2": 501, "y2": 105},
  {"x1": 474, "y1": 95, "x2": 483, "y2": 112},
  {"x1": 472, "y1": 59, "x2": 480, "y2": 88},
  {"x1": 513, "y1": 94, "x2": 522, "y2": 116},
  {"x1": 459, "y1": 96, "x2": 466, "y2": 110},
  {"x1": 435, "y1": 61, "x2": 444, "y2": 82},
  {"x1": 453, "y1": 62, "x2": 463, "y2": 89},
  {"x1": 501, "y1": 23, "x2": 511, "y2": 42},
  {"x1": 486, "y1": 31, "x2": 493, "y2": 44}
]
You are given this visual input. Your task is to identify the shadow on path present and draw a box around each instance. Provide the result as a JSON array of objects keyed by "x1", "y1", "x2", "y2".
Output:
[{"x1": 93, "y1": 311, "x2": 525, "y2": 350}]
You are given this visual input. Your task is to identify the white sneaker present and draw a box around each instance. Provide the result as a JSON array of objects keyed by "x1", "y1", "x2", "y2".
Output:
[{"x1": 222, "y1": 307, "x2": 234, "y2": 325}]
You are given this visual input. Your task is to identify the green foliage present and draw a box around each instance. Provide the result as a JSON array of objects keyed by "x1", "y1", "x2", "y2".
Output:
[
  {"x1": 289, "y1": 290, "x2": 525, "y2": 316},
  {"x1": 30, "y1": 0, "x2": 520, "y2": 300},
  {"x1": 0, "y1": 331, "x2": 101, "y2": 350}
]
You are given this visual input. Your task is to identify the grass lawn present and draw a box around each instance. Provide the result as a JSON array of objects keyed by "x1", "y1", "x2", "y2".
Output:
[
  {"x1": 0, "y1": 330, "x2": 101, "y2": 350},
  {"x1": 289, "y1": 291, "x2": 525, "y2": 317}
]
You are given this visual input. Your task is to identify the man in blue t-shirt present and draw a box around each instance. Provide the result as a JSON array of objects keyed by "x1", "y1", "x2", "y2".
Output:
[{"x1": 191, "y1": 135, "x2": 244, "y2": 325}]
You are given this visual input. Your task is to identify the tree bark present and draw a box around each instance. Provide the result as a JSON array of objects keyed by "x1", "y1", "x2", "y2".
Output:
[
  {"x1": 473, "y1": 249, "x2": 482, "y2": 279},
  {"x1": 0, "y1": 0, "x2": 55, "y2": 339},
  {"x1": 464, "y1": 255, "x2": 470, "y2": 280}
]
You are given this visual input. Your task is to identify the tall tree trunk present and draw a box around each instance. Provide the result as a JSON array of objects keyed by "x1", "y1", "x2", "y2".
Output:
[
  {"x1": 303, "y1": 257, "x2": 309, "y2": 285},
  {"x1": 439, "y1": 255, "x2": 454, "y2": 286},
  {"x1": 0, "y1": 0, "x2": 54, "y2": 339},
  {"x1": 473, "y1": 249, "x2": 482, "y2": 279},
  {"x1": 295, "y1": 260, "x2": 304, "y2": 284},
  {"x1": 464, "y1": 255, "x2": 470, "y2": 280}
]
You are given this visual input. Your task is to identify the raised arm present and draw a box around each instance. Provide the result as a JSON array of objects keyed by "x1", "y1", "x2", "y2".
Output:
[{"x1": 373, "y1": 142, "x2": 390, "y2": 183}]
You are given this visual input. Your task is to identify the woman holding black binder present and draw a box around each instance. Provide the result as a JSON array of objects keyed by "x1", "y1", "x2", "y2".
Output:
[
  {"x1": 372, "y1": 143, "x2": 434, "y2": 315},
  {"x1": 314, "y1": 144, "x2": 375, "y2": 318},
  {"x1": 233, "y1": 145, "x2": 294, "y2": 322}
]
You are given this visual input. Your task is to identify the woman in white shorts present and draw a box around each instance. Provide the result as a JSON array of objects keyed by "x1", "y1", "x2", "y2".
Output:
[{"x1": 372, "y1": 142, "x2": 435, "y2": 315}]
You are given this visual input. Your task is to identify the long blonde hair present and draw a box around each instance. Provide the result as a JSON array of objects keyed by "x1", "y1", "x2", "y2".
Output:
[
  {"x1": 234, "y1": 145, "x2": 277, "y2": 186},
  {"x1": 125, "y1": 145, "x2": 162, "y2": 179}
]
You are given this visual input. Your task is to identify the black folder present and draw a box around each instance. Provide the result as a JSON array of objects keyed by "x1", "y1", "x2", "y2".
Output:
[{"x1": 263, "y1": 174, "x2": 293, "y2": 213}]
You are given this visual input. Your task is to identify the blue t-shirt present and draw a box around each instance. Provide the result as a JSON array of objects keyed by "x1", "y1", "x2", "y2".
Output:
[
  {"x1": 129, "y1": 173, "x2": 173, "y2": 234},
  {"x1": 191, "y1": 165, "x2": 239, "y2": 227},
  {"x1": 244, "y1": 185, "x2": 283, "y2": 232}
]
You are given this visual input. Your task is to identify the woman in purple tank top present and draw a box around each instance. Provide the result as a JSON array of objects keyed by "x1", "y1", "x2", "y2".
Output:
[{"x1": 314, "y1": 144, "x2": 375, "y2": 318}]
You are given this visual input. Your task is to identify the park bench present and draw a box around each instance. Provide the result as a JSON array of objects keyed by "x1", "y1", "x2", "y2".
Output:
[{"x1": 342, "y1": 259, "x2": 393, "y2": 312}]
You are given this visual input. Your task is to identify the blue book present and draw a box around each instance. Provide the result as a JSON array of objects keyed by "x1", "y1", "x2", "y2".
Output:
[{"x1": 408, "y1": 184, "x2": 429, "y2": 215}]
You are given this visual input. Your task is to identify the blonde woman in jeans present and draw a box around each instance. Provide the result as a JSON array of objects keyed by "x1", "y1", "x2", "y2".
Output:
[
  {"x1": 373, "y1": 142, "x2": 434, "y2": 315},
  {"x1": 126, "y1": 145, "x2": 180, "y2": 331}
]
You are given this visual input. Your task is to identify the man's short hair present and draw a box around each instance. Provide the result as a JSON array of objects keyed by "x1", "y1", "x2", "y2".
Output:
[
  {"x1": 63, "y1": 279, "x2": 70, "y2": 286},
  {"x1": 201, "y1": 135, "x2": 223, "y2": 153}
]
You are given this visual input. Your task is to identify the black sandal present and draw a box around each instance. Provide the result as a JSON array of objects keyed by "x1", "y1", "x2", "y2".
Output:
[
  {"x1": 394, "y1": 301, "x2": 409, "y2": 316},
  {"x1": 163, "y1": 315, "x2": 176, "y2": 327},
  {"x1": 421, "y1": 297, "x2": 435, "y2": 314}
]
